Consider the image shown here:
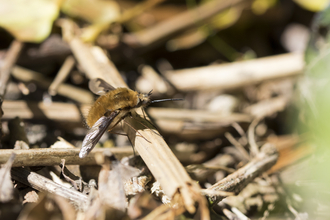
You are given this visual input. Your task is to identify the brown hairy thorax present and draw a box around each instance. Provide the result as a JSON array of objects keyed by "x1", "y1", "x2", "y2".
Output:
[{"x1": 86, "y1": 87, "x2": 151, "y2": 128}]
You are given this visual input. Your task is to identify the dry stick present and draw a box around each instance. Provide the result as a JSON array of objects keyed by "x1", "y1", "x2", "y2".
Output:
[
  {"x1": 243, "y1": 96, "x2": 289, "y2": 119},
  {"x1": 186, "y1": 164, "x2": 236, "y2": 174},
  {"x1": 0, "y1": 147, "x2": 133, "y2": 167},
  {"x1": 0, "y1": 40, "x2": 23, "y2": 100},
  {"x1": 49, "y1": 56, "x2": 75, "y2": 96},
  {"x1": 1, "y1": 100, "x2": 251, "y2": 140},
  {"x1": 11, "y1": 167, "x2": 89, "y2": 210},
  {"x1": 11, "y1": 66, "x2": 94, "y2": 104},
  {"x1": 70, "y1": 38, "x2": 126, "y2": 87},
  {"x1": 2, "y1": 100, "x2": 87, "y2": 122},
  {"x1": 117, "y1": 0, "x2": 166, "y2": 23},
  {"x1": 248, "y1": 118, "x2": 260, "y2": 157},
  {"x1": 69, "y1": 38, "x2": 204, "y2": 216},
  {"x1": 146, "y1": 108, "x2": 251, "y2": 123},
  {"x1": 207, "y1": 143, "x2": 278, "y2": 204},
  {"x1": 231, "y1": 122, "x2": 248, "y2": 145},
  {"x1": 224, "y1": 132, "x2": 250, "y2": 161},
  {"x1": 0, "y1": 40, "x2": 23, "y2": 147},
  {"x1": 1, "y1": 100, "x2": 252, "y2": 124},
  {"x1": 123, "y1": 0, "x2": 245, "y2": 47},
  {"x1": 164, "y1": 52, "x2": 304, "y2": 92}
]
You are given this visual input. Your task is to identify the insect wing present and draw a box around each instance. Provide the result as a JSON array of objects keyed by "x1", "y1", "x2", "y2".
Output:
[
  {"x1": 89, "y1": 78, "x2": 116, "y2": 95},
  {"x1": 79, "y1": 111, "x2": 119, "y2": 158}
]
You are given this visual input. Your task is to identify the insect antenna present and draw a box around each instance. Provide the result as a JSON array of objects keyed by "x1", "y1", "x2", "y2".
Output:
[{"x1": 150, "y1": 98, "x2": 183, "y2": 104}]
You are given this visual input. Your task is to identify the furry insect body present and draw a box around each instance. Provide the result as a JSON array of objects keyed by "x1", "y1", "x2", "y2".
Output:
[
  {"x1": 79, "y1": 78, "x2": 181, "y2": 158},
  {"x1": 86, "y1": 88, "x2": 149, "y2": 128}
]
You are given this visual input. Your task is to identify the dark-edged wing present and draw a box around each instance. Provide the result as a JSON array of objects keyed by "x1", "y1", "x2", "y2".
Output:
[
  {"x1": 79, "y1": 111, "x2": 119, "y2": 158},
  {"x1": 89, "y1": 78, "x2": 116, "y2": 95}
]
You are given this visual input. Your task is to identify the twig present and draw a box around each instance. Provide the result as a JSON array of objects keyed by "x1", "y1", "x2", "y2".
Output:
[
  {"x1": 0, "y1": 40, "x2": 23, "y2": 100},
  {"x1": 2, "y1": 100, "x2": 87, "y2": 122},
  {"x1": 146, "y1": 108, "x2": 251, "y2": 123},
  {"x1": 2, "y1": 100, "x2": 251, "y2": 140},
  {"x1": 200, "y1": 189, "x2": 234, "y2": 197},
  {"x1": 69, "y1": 38, "x2": 126, "y2": 87},
  {"x1": 248, "y1": 118, "x2": 260, "y2": 157},
  {"x1": 11, "y1": 167, "x2": 89, "y2": 210},
  {"x1": 164, "y1": 53, "x2": 304, "y2": 91},
  {"x1": 224, "y1": 132, "x2": 250, "y2": 161},
  {"x1": 186, "y1": 164, "x2": 236, "y2": 174},
  {"x1": 208, "y1": 143, "x2": 278, "y2": 204},
  {"x1": 0, "y1": 147, "x2": 133, "y2": 167},
  {"x1": 117, "y1": 0, "x2": 166, "y2": 24},
  {"x1": 187, "y1": 154, "x2": 235, "y2": 182},
  {"x1": 49, "y1": 56, "x2": 75, "y2": 96},
  {"x1": 11, "y1": 66, "x2": 94, "y2": 104},
  {"x1": 0, "y1": 40, "x2": 23, "y2": 147},
  {"x1": 122, "y1": 0, "x2": 245, "y2": 47},
  {"x1": 243, "y1": 96, "x2": 289, "y2": 119},
  {"x1": 2, "y1": 101, "x2": 251, "y2": 125}
]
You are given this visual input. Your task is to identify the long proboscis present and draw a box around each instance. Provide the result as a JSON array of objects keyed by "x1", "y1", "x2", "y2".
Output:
[{"x1": 150, "y1": 98, "x2": 183, "y2": 104}]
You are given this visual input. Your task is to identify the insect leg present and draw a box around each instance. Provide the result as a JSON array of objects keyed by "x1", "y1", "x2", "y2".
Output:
[
  {"x1": 123, "y1": 120, "x2": 151, "y2": 143},
  {"x1": 131, "y1": 110, "x2": 163, "y2": 138}
]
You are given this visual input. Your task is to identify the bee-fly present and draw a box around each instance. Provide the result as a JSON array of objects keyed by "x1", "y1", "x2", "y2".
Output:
[{"x1": 79, "y1": 78, "x2": 182, "y2": 158}]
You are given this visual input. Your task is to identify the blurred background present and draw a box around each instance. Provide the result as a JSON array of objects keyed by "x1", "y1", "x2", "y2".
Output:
[{"x1": 1, "y1": 0, "x2": 330, "y2": 219}]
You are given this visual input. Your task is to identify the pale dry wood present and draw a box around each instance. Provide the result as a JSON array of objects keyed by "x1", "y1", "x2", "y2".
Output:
[
  {"x1": 0, "y1": 40, "x2": 23, "y2": 147},
  {"x1": 224, "y1": 132, "x2": 250, "y2": 161},
  {"x1": 2, "y1": 100, "x2": 85, "y2": 122},
  {"x1": 69, "y1": 38, "x2": 127, "y2": 88},
  {"x1": 49, "y1": 55, "x2": 76, "y2": 96},
  {"x1": 0, "y1": 147, "x2": 133, "y2": 167},
  {"x1": 0, "y1": 153, "x2": 16, "y2": 202},
  {"x1": 207, "y1": 143, "x2": 278, "y2": 204},
  {"x1": 0, "y1": 40, "x2": 23, "y2": 100},
  {"x1": 187, "y1": 154, "x2": 235, "y2": 182},
  {"x1": 2, "y1": 100, "x2": 251, "y2": 123},
  {"x1": 69, "y1": 40, "x2": 205, "y2": 216},
  {"x1": 1, "y1": 100, "x2": 251, "y2": 140},
  {"x1": 11, "y1": 167, "x2": 89, "y2": 210},
  {"x1": 165, "y1": 52, "x2": 304, "y2": 91},
  {"x1": 11, "y1": 66, "x2": 94, "y2": 104},
  {"x1": 147, "y1": 108, "x2": 251, "y2": 123},
  {"x1": 122, "y1": 0, "x2": 244, "y2": 47},
  {"x1": 117, "y1": 0, "x2": 165, "y2": 23},
  {"x1": 243, "y1": 96, "x2": 289, "y2": 119},
  {"x1": 136, "y1": 65, "x2": 174, "y2": 95}
]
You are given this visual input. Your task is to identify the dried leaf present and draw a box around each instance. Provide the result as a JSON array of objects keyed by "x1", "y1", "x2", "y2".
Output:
[
  {"x1": 23, "y1": 191, "x2": 39, "y2": 204},
  {"x1": 0, "y1": 0, "x2": 60, "y2": 42},
  {"x1": 61, "y1": 0, "x2": 120, "y2": 24},
  {"x1": 98, "y1": 158, "x2": 140, "y2": 211},
  {"x1": 0, "y1": 153, "x2": 16, "y2": 202}
]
